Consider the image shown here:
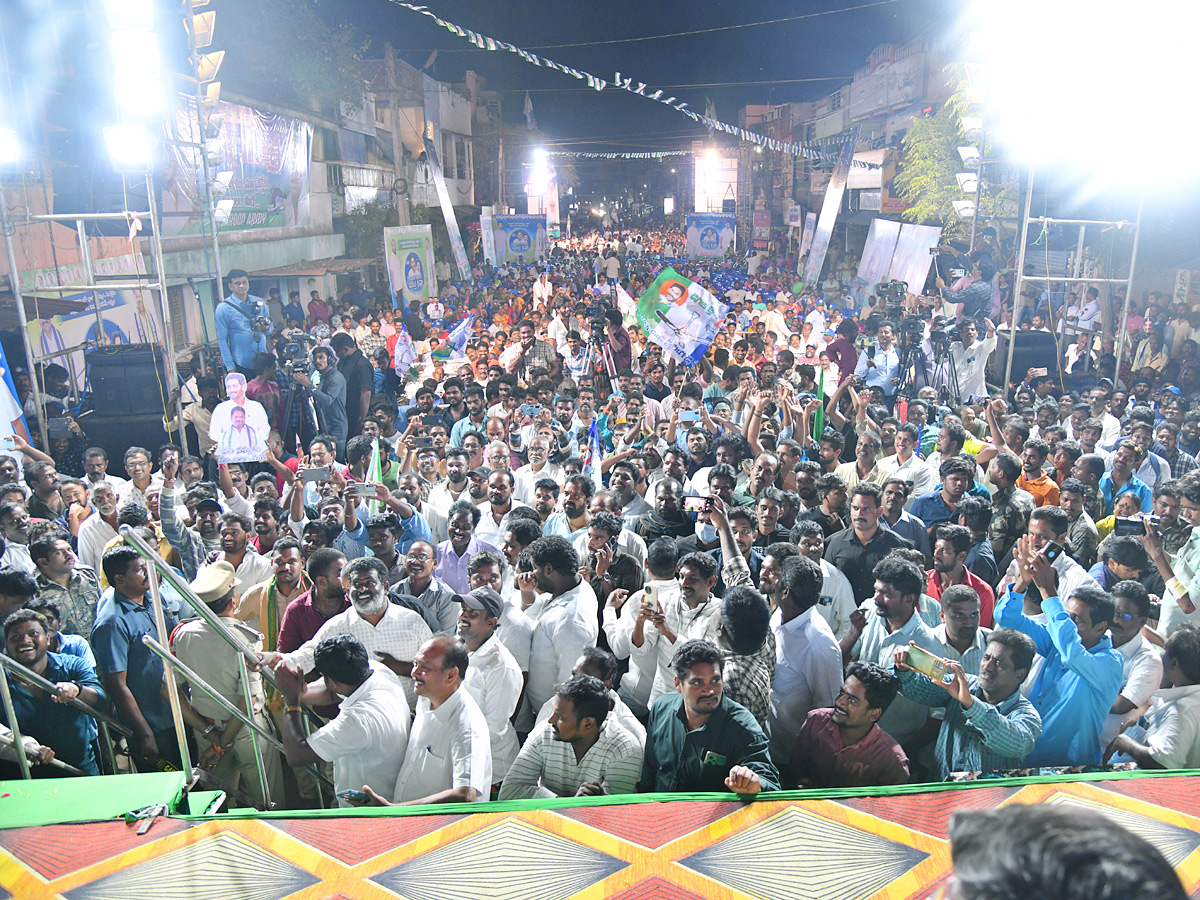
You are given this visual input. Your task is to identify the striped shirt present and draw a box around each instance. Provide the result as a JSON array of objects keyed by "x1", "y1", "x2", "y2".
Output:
[
  {"x1": 897, "y1": 669, "x2": 1042, "y2": 779},
  {"x1": 498, "y1": 718, "x2": 643, "y2": 800}
]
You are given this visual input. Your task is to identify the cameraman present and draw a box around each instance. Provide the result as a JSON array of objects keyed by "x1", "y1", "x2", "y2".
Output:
[
  {"x1": 290, "y1": 346, "x2": 347, "y2": 453},
  {"x1": 216, "y1": 268, "x2": 272, "y2": 378},
  {"x1": 602, "y1": 308, "x2": 632, "y2": 373},
  {"x1": 936, "y1": 253, "x2": 997, "y2": 322},
  {"x1": 949, "y1": 317, "x2": 998, "y2": 403}
]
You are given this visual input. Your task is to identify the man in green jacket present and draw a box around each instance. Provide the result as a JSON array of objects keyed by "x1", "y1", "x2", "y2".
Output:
[{"x1": 639, "y1": 638, "x2": 779, "y2": 796}]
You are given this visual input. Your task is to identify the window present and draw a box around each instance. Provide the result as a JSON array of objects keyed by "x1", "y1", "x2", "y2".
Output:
[
  {"x1": 455, "y1": 138, "x2": 468, "y2": 182},
  {"x1": 442, "y1": 133, "x2": 455, "y2": 179}
]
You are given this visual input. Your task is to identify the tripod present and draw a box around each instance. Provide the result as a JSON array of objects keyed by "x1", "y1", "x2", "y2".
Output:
[
  {"x1": 280, "y1": 367, "x2": 322, "y2": 454},
  {"x1": 590, "y1": 334, "x2": 618, "y2": 399},
  {"x1": 926, "y1": 339, "x2": 962, "y2": 410}
]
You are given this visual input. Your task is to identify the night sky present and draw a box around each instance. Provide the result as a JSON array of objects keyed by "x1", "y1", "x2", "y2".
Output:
[{"x1": 343, "y1": 0, "x2": 959, "y2": 148}]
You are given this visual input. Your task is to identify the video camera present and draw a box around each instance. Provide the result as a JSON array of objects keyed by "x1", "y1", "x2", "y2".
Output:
[
  {"x1": 585, "y1": 302, "x2": 607, "y2": 345},
  {"x1": 928, "y1": 315, "x2": 961, "y2": 348},
  {"x1": 875, "y1": 280, "x2": 909, "y2": 305},
  {"x1": 280, "y1": 333, "x2": 318, "y2": 375}
]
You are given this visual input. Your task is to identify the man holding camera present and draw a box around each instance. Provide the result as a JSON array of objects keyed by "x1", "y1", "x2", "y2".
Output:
[
  {"x1": 216, "y1": 269, "x2": 272, "y2": 379},
  {"x1": 937, "y1": 254, "x2": 998, "y2": 322},
  {"x1": 290, "y1": 346, "x2": 347, "y2": 453}
]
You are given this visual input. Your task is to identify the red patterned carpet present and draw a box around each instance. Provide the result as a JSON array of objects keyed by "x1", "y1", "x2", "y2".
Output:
[{"x1": 2, "y1": 776, "x2": 1200, "y2": 900}]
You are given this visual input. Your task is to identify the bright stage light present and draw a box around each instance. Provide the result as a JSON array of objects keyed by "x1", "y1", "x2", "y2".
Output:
[
  {"x1": 0, "y1": 129, "x2": 18, "y2": 165},
  {"x1": 952, "y1": 199, "x2": 976, "y2": 218},
  {"x1": 956, "y1": 172, "x2": 978, "y2": 194},
  {"x1": 102, "y1": 0, "x2": 156, "y2": 28},
  {"x1": 103, "y1": 125, "x2": 154, "y2": 172},
  {"x1": 957, "y1": 145, "x2": 980, "y2": 169},
  {"x1": 968, "y1": 0, "x2": 1200, "y2": 184}
]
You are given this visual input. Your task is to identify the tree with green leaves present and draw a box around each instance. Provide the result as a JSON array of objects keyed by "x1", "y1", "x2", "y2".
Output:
[{"x1": 894, "y1": 65, "x2": 1013, "y2": 244}]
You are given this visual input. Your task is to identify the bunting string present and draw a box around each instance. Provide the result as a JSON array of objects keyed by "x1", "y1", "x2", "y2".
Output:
[
  {"x1": 392, "y1": 3, "x2": 878, "y2": 169},
  {"x1": 546, "y1": 149, "x2": 693, "y2": 159}
]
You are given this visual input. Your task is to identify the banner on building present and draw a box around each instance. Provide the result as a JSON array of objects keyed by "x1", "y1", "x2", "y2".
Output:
[
  {"x1": 879, "y1": 149, "x2": 912, "y2": 215},
  {"x1": 787, "y1": 205, "x2": 803, "y2": 228},
  {"x1": 752, "y1": 211, "x2": 771, "y2": 250},
  {"x1": 491, "y1": 215, "x2": 547, "y2": 264},
  {"x1": 684, "y1": 214, "x2": 736, "y2": 258},
  {"x1": 163, "y1": 95, "x2": 312, "y2": 236},
  {"x1": 799, "y1": 213, "x2": 817, "y2": 260},
  {"x1": 888, "y1": 223, "x2": 942, "y2": 294},
  {"x1": 423, "y1": 134, "x2": 473, "y2": 284},
  {"x1": 383, "y1": 225, "x2": 438, "y2": 310},
  {"x1": 479, "y1": 210, "x2": 497, "y2": 266},
  {"x1": 802, "y1": 128, "x2": 861, "y2": 286},
  {"x1": 24, "y1": 254, "x2": 166, "y2": 391},
  {"x1": 636, "y1": 267, "x2": 721, "y2": 366},
  {"x1": 852, "y1": 218, "x2": 904, "y2": 297}
]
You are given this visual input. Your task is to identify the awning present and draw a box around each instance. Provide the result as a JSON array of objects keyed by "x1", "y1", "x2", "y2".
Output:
[{"x1": 248, "y1": 258, "x2": 377, "y2": 278}]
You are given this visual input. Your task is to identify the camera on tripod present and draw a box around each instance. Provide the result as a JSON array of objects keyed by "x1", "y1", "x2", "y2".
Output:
[
  {"x1": 280, "y1": 333, "x2": 317, "y2": 375},
  {"x1": 928, "y1": 316, "x2": 961, "y2": 348},
  {"x1": 875, "y1": 280, "x2": 909, "y2": 305},
  {"x1": 585, "y1": 303, "x2": 607, "y2": 345}
]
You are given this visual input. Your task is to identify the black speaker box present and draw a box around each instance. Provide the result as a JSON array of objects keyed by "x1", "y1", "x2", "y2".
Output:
[
  {"x1": 991, "y1": 331, "x2": 1061, "y2": 387},
  {"x1": 86, "y1": 344, "x2": 172, "y2": 417},
  {"x1": 722, "y1": 199, "x2": 736, "y2": 214}
]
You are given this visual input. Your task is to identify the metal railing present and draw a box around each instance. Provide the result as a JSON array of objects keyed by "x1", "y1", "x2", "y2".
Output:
[
  {"x1": 118, "y1": 525, "x2": 333, "y2": 807},
  {"x1": 0, "y1": 652, "x2": 132, "y2": 776}
]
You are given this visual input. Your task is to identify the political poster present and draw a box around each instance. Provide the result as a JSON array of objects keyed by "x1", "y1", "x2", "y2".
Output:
[
  {"x1": 802, "y1": 127, "x2": 861, "y2": 286},
  {"x1": 887, "y1": 223, "x2": 942, "y2": 295},
  {"x1": 799, "y1": 212, "x2": 817, "y2": 259},
  {"x1": 492, "y1": 215, "x2": 547, "y2": 264},
  {"x1": 879, "y1": 149, "x2": 912, "y2": 215},
  {"x1": 163, "y1": 94, "x2": 312, "y2": 236},
  {"x1": 684, "y1": 214, "x2": 736, "y2": 258},
  {"x1": 207, "y1": 372, "x2": 270, "y2": 464},
  {"x1": 383, "y1": 225, "x2": 438, "y2": 310},
  {"x1": 479, "y1": 210, "x2": 497, "y2": 266},
  {"x1": 422, "y1": 134, "x2": 473, "y2": 285},
  {"x1": 752, "y1": 211, "x2": 771, "y2": 250},
  {"x1": 636, "y1": 267, "x2": 721, "y2": 366}
]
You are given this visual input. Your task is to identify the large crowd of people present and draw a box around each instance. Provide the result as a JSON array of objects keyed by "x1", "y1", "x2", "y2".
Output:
[{"x1": 2, "y1": 226, "x2": 1199, "y2": 811}]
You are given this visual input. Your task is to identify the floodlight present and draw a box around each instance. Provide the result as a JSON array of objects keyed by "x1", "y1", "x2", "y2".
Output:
[
  {"x1": 952, "y1": 199, "x2": 976, "y2": 218},
  {"x1": 0, "y1": 129, "x2": 18, "y2": 165},
  {"x1": 705, "y1": 148, "x2": 719, "y2": 159},
  {"x1": 188, "y1": 11, "x2": 216, "y2": 48},
  {"x1": 103, "y1": 125, "x2": 154, "y2": 173},
  {"x1": 196, "y1": 50, "x2": 224, "y2": 83},
  {"x1": 202, "y1": 82, "x2": 222, "y2": 113},
  {"x1": 956, "y1": 172, "x2": 978, "y2": 194},
  {"x1": 211, "y1": 171, "x2": 233, "y2": 198},
  {"x1": 102, "y1": 0, "x2": 156, "y2": 28},
  {"x1": 957, "y1": 146, "x2": 980, "y2": 170},
  {"x1": 214, "y1": 198, "x2": 235, "y2": 223},
  {"x1": 968, "y1": 0, "x2": 1200, "y2": 184}
]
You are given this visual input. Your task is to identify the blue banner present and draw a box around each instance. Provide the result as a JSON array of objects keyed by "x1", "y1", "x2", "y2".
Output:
[
  {"x1": 684, "y1": 214, "x2": 736, "y2": 258},
  {"x1": 490, "y1": 215, "x2": 547, "y2": 264}
]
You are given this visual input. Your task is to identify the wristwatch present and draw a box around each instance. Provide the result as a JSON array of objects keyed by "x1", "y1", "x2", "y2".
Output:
[{"x1": 202, "y1": 723, "x2": 219, "y2": 739}]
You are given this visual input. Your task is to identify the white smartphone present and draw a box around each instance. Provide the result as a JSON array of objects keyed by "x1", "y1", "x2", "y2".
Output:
[{"x1": 643, "y1": 584, "x2": 659, "y2": 609}]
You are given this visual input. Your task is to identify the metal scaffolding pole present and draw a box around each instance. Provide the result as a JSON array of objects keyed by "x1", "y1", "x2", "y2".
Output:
[
  {"x1": 1112, "y1": 195, "x2": 1144, "y2": 377},
  {"x1": 0, "y1": 181, "x2": 51, "y2": 449},
  {"x1": 144, "y1": 172, "x2": 186, "y2": 435},
  {"x1": 0, "y1": 669, "x2": 31, "y2": 779},
  {"x1": 1002, "y1": 168, "x2": 1037, "y2": 392}
]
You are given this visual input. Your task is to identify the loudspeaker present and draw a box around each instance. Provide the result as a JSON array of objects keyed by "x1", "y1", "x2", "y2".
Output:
[
  {"x1": 991, "y1": 331, "x2": 1060, "y2": 387},
  {"x1": 82, "y1": 414, "x2": 167, "y2": 464},
  {"x1": 722, "y1": 198, "x2": 736, "y2": 214},
  {"x1": 86, "y1": 344, "x2": 172, "y2": 417}
]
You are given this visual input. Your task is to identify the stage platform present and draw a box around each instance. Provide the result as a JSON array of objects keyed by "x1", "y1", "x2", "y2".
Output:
[{"x1": 2, "y1": 771, "x2": 1200, "y2": 899}]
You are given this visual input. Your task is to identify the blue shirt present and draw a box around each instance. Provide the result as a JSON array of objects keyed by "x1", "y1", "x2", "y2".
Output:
[
  {"x1": 909, "y1": 489, "x2": 957, "y2": 533},
  {"x1": 995, "y1": 588, "x2": 1122, "y2": 766},
  {"x1": 216, "y1": 294, "x2": 272, "y2": 370},
  {"x1": 397, "y1": 508, "x2": 432, "y2": 556},
  {"x1": 91, "y1": 590, "x2": 180, "y2": 735},
  {"x1": 1, "y1": 652, "x2": 106, "y2": 775},
  {"x1": 283, "y1": 301, "x2": 305, "y2": 323},
  {"x1": 853, "y1": 343, "x2": 901, "y2": 396},
  {"x1": 1098, "y1": 472, "x2": 1153, "y2": 516}
]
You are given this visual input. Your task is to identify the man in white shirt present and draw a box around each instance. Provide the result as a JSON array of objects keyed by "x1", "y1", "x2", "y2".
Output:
[
  {"x1": 457, "y1": 586, "x2": 523, "y2": 781},
  {"x1": 377, "y1": 635, "x2": 493, "y2": 805},
  {"x1": 630, "y1": 551, "x2": 723, "y2": 706},
  {"x1": 791, "y1": 521, "x2": 858, "y2": 640},
  {"x1": 76, "y1": 481, "x2": 120, "y2": 576},
  {"x1": 278, "y1": 557, "x2": 433, "y2": 708},
  {"x1": 275, "y1": 633, "x2": 410, "y2": 807},
  {"x1": 1105, "y1": 621, "x2": 1200, "y2": 770},
  {"x1": 512, "y1": 437, "x2": 564, "y2": 504},
  {"x1": 1102, "y1": 581, "x2": 1163, "y2": 746},
  {"x1": 949, "y1": 318, "x2": 998, "y2": 403},
  {"x1": 499, "y1": 674, "x2": 642, "y2": 799},
  {"x1": 518, "y1": 536, "x2": 599, "y2": 728},
  {"x1": 768, "y1": 554, "x2": 843, "y2": 768},
  {"x1": 532, "y1": 273, "x2": 553, "y2": 304},
  {"x1": 877, "y1": 424, "x2": 938, "y2": 508}
]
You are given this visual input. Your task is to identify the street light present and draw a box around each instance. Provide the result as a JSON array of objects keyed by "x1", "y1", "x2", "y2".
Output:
[{"x1": 103, "y1": 125, "x2": 155, "y2": 173}]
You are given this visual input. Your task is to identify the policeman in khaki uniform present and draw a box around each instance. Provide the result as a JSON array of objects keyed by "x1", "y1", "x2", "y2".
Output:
[{"x1": 167, "y1": 560, "x2": 284, "y2": 807}]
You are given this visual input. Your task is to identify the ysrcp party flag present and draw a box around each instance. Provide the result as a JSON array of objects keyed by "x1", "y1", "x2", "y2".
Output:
[
  {"x1": 636, "y1": 267, "x2": 721, "y2": 367},
  {"x1": 615, "y1": 284, "x2": 638, "y2": 328}
]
